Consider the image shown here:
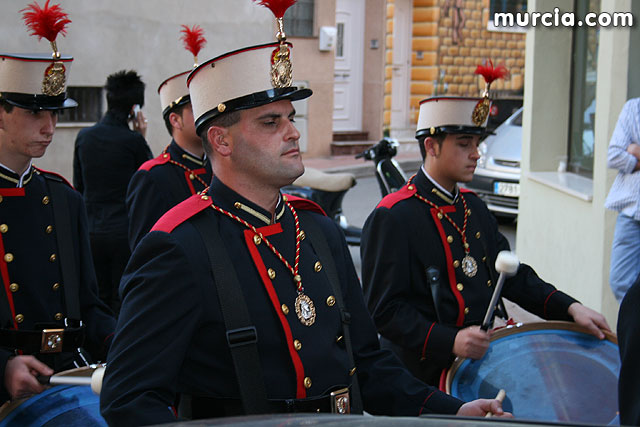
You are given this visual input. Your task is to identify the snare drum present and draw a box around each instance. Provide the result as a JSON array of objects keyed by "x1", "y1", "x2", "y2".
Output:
[
  {"x1": 446, "y1": 321, "x2": 620, "y2": 425},
  {"x1": 0, "y1": 367, "x2": 106, "y2": 426}
]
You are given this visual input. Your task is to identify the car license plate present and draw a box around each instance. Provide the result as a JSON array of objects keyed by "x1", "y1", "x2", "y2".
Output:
[{"x1": 494, "y1": 182, "x2": 520, "y2": 197}]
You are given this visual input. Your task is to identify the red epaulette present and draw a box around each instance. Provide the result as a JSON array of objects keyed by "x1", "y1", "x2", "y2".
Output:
[
  {"x1": 34, "y1": 167, "x2": 73, "y2": 188},
  {"x1": 460, "y1": 187, "x2": 477, "y2": 196},
  {"x1": 284, "y1": 194, "x2": 327, "y2": 216},
  {"x1": 376, "y1": 182, "x2": 417, "y2": 209},
  {"x1": 138, "y1": 153, "x2": 172, "y2": 172},
  {"x1": 151, "y1": 193, "x2": 212, "y2": 233}
]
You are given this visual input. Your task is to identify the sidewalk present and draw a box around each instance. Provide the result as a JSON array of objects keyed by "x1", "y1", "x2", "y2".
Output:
[{"x1": 301, "y1": 144, "x2": 423, "y2": 178}]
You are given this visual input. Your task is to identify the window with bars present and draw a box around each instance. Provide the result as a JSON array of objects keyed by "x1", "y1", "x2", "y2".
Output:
[
  {"x1": 57, "y1": 86, "x2": 103, "y2": 123},
  {"x1": 283, "y1": 0, "x2": 314, "y2": 37}
]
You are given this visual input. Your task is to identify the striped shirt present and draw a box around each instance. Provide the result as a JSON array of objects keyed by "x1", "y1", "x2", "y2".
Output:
[{"x1": 605, "y1": 98, "x2": 640, "y2": 220}]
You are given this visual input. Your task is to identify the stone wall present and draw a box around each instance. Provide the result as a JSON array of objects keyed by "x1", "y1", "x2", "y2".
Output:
[{"x1": 384, "y1": 0, "x2": 526, "y2": 127}]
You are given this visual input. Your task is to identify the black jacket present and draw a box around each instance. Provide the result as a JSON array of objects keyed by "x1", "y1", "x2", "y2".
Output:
[
  {"x1": 73, "y1": 112, "x2": 152, "y2": 236},
  {"x1": 618, "y1": 274, "x2": 640, "y2": 426},
  {"x1": 361, "y1": 169, "x2": 577, "y2": 385},
  {"x1": 126, "y1": 140, "x2": 212, "y2": 249}
]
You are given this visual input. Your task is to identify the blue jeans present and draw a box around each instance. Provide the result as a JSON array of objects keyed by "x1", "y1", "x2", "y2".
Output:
[{"x1": 610, "y1": 213, "x2": 640, "y2": 303}]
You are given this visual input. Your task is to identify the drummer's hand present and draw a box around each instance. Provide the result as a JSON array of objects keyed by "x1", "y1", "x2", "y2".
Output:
[
  {"x1": 457, "y1": 398, "x2": 513, "y2": 418},
  {"x1": 453, "y1": 326, "x2": 490, "y2": 359},
  {"x1": 567, "y1": 302, "x2": 611, "y2": 340},
  {"x1": 4, "y1": 355, "x2": 53, "y2": 400}
]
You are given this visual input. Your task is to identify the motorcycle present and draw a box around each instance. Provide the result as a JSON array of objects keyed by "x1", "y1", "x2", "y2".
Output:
[
  {"x1": 283, "y1": 138, "x2": 408, "y2": 246},
  {"x1": 355, "y1": 137, "x2": 408, "y2": 198},
  {"x1": 282, "y1": 168, "x2": 362, "y2": 246}
]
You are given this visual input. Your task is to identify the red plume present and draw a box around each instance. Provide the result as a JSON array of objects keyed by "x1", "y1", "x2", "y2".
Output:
[
  {"x1": 253, "y1": 0, "x2": 297, "y2": 19},
  {"x1": 21, "y1": 0, "x2": 71, "y2": 42},
  {"x1": 474, "y1": 60, "x2": 508, "y2": 85},
  {"x1": 180, "y1": 25, "x2": 207, "y2": 58}
]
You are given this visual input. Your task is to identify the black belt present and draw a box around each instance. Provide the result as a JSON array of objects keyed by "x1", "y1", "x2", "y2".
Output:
[
  {"x1": 0, "y1": 325, "x2": 85, "y2": 354},
  {"x1": 181, "y1": 387, "x2": 351, "y2": 419}
]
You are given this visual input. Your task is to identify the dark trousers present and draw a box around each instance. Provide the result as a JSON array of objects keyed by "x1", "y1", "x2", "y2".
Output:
[{"x1": 89, "y1": 234, "x2": 130, "y2": 316}]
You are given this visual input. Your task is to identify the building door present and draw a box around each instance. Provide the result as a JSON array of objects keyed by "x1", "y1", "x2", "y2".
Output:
[
  {"x1": 390, "y1": 0, "x2": 413, "y2": 139},
  {"x1": 333, "y1": 0, "x2": 365, "y2": 132}
]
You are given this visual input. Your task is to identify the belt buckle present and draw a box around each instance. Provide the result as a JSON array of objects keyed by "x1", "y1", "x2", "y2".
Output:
[
  {"x1": 41, "y1": 329, "x2": 64, "y2": 353},
  {"x1": 330, "y1": 387, "x2": 350, "y2": 414}
]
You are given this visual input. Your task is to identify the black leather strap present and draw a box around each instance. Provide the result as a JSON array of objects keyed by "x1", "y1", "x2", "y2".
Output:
[
  {"x1": 44, "y1": 175, "x2": 81, "y2": 321},
  {"x1": 191, "y1": 209, "x2": 270, "y2": 415},
  {"x1": 297, "y1": 210, "x2": 364, "y2": 414}
]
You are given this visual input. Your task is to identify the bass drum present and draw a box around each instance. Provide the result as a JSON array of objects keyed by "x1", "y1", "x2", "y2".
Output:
[
  {"x1": 446, "y1": 321, "x2": 620, "y2": 425},
  {"x1": 0, "y1": 366, "x2": 106, "y2": 426}
]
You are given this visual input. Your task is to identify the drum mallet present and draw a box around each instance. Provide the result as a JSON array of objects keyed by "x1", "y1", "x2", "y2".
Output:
[
  {"x1": 480, "y1": 251, "x2": 519, "y2": 331},
  {"x1": 37, "y1": 365, "x2": 106, "y2": 395},
  {"x1": 485, "y1": 389, "x2": 506, "y2": 417}
]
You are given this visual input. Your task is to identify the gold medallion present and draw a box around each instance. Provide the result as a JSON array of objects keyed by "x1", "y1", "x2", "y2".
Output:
[
  {"x1": 271, "y1": 45, "x2": 292, "y2": 88},
  {"x1": 294, "y1": 293, "x2": 316, "y2": 326},
  {"x1": 472, "y1": 98, "x2": 490, "y2": 126},
  {"x1": 461, "y1": 254, "x2": 478, "y2": 278},
  {"x1": 42, "y1": 62, "x2": 66, "y2": 96}
]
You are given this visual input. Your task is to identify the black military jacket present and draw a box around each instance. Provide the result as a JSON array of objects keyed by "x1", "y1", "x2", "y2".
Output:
[
  {"x1": 100, "y1": 177, "x2": 463, "y2": 426},
  {"x1": 0, "y1": 165, "x2": 116, "y2": 399},
  {"x1": 617, "y1": 275, "x2": 640, "y2": 426},
  {"x1": 73, "y1": 111, "x2": 153, "y2": 236},
  {"x1": 126, "y1": 140, "x2": 212, "y2": 249},
  {"x1": 361, "y1": 169, "x2": 577, "y2": 385}
]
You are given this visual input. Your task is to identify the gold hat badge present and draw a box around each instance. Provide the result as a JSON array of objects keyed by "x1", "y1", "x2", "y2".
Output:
[
  {"x1": 253, "y1": 0, "x2": 297, "y2": 88},
  {"x1": 21, "y1": 0, "x2": 71, "y2": 97},
  {"x1": 472, "y1": 60, "x2": 508, "y2": 126}
]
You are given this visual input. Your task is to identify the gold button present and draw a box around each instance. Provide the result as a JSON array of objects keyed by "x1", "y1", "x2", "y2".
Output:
[
  {"x1": 163, "y1": 153, "x2": 169, "y2": 159},
  {"x1": 42, "y1": 196, "x2": 50, "y2": 205},
  {"x1": 453, "y1": 260, "x2": 460, "y2": 268},
  {"x1": 299, "y1": 230, "x2": 306, "y2": 241},
  {"x1": 407, "y1": 185, "x2": 414, "y2": 191},
  {"x1": 482, "y1": 256, "x2": 487, "y2": 262},
  {"x1": 4, "y1": 253, "x2": 13, "y2": 263},
  {"x1": 303, "y1": 377, "x2": 312, "y2": 389},
  {"x1": 189, "y1": 173, "x2": 195, "y2": 180},
  {"x1": 217, "y1": 103, "x2": 226, "y2": 113},
  {"x1": 0, "y1": 195, "x2": 3, "y2": 203},
  {"x1": 464, "y1": 307, "x2": 470, "y2": 315},
  {"x1": 437, "y1": 212, "x2": 443, "y2": 219},
  {"x1": 457, "y1": 283, "x2": 464, "y2": 291},
  {"x1": 463, "y1": 242, "x2": 469, "y2": 249},
  {"x1": 467, "y1": 209, "x2": 472, "y2": 215},
  {"x1": 9, "y1": 283, "x2": 18, "y2": 292},
  {"x1": 0, "y1": 224, "x2": 7, "y2": 233},
  {"x1": 201, "y1": 195, "x2": 209, "y2": 201},
  {"x1": 49, "y1": 254, "x2": 57, "y2": 262},
  {"x1": 336, "y1": 335, "x2": 343, "y2": 343},
  {"x1": 349, "y1": 367, "x2": 357, "y2": 376},
  {"x1": 253, "y1": 234, "x2": 262, "y2": 245},
  {"x1": 268, "y1": 268, "x2": 276, "y2": 279},
  {"x1": 54, "y1": 313, "x2": 63, "y2": 321},
  {"x1": 234, "y1": 202, "x2": 241, "y2": 209},
  {"x1": 326, "y1": 296, "x2": 336, "y2": 307},
  {"x1": 447, "y1": 235, "x2": 453, "y2": 244},
  {"x1": 52, "y1": 282, "x2": 61, "y2": 291},
  {"x1": 314, "y1": 261, "x2": 322, "y2": 272},
  {"x1": 281, "y1": 304, "x2": 289, "y2": 315},
  {"x1": 475, "y1": 232, "x2": 481, "y2": 239},
  {"x1": 487, "y1": 280, "x2": 492, "y2": 287},
  {"x1": 15, "y1": 314, "x2": 24, "y2": 323},
  {"x1": 45, "y1": 225, "x2": 53, "y2": 234},
  {"x1": 294, "y1": 339, "x2": 302, "y2": 351}
]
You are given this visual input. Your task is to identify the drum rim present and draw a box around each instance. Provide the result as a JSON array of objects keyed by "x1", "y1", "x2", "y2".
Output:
[{"x1": 444, "y1": 320, "x2": 617, "y2": 394}]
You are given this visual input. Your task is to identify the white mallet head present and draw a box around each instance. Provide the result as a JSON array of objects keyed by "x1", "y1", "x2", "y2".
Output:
[
  {"x1": 91, "y1": 366, "x2": 105, "y2": 395},
  {"x1": 495, "y1": 251, "x2": 520, "y2": 275}
]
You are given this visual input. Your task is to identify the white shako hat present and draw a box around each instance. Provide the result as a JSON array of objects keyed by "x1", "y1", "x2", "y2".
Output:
[
  {"x1": 415, "y1": 96, "x2": 490, "y2": 140},
  {"x1": 158, "y1": 25, "x2": 207, "y2": 119},
  {"x1": 187, "y1": 0, "x2": 312, "y2": 134},
  {"x1": 416, "y1": 60, "x2": 508, "y2": 140},
  {"x1": 0, "y1": 1, "x2": 77, "y2": 110}
]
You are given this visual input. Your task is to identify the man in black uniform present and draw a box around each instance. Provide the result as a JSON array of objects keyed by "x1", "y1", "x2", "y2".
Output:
[
  {"x1": 100, "y1": 4, "x2": 508, "y2": 424},
  {"x1": 126, "y1": 25, "x2": 212, "y2": 249},
  {"x1": 617, "y1": 273, "x2": 640, "y2": 425},
  {"x1": 361, "y1": 94, "x2": 611, "y2": 386},
  {"x1": 0, "y1": 2, "x2": 115, "y2": 402},
  {"x1": 73, "y1": 70, "x2": 152, "y2": 313}
]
